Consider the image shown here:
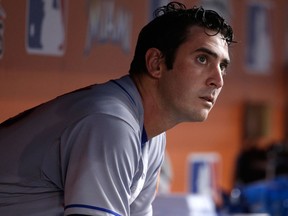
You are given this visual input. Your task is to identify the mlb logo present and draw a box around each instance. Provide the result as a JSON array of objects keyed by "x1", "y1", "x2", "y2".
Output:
[
  {"x1": 0, "y1": 4, "x2": 6, "y2": 59},
  {"x1": 0, "y1": 19, "x2": 4, "y2": 59},
  {"x1": 26, "y1": 0, "x2": 67, "y2": 56},
  {"x1": 188, "y1": 153, "x2": 221, "y2": 197},
  {"x1": 246, "y1": 2, "x2": 272, "y2": 73}
]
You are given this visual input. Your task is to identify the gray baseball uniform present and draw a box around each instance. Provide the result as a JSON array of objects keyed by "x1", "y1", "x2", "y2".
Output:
[{"x1": 0, "y1": 75, "x2": 166, "y2": 216}]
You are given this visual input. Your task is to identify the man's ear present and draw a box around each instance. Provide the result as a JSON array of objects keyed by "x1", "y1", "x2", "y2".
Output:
[{"x1": 145, "y1": 48, "x2": 164, "y2": 78}]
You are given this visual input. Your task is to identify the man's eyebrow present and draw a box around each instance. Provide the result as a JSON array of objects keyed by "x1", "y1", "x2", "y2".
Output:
[{"x1": 195, "y1": 47, "x2": 230, "y2": 64}]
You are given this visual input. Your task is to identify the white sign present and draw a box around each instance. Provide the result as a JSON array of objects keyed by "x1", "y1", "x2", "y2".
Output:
[{"x1": 26, "y1": 0, "x2": 68, "y2": 56}]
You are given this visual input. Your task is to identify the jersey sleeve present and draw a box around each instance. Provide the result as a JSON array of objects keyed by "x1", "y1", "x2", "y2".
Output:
[{"x1": 60, "y1": 114, "x2": 141, "y2": 216}]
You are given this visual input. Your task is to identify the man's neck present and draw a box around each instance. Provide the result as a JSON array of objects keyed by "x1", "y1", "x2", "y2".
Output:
[{"x1": 131, "y1": 74, "x2": 178, "y2": 139}]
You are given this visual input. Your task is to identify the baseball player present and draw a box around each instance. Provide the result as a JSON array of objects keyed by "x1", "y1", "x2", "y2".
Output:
[{"x1": 0, "y1": 1, "x2": 234, "y2": 215}]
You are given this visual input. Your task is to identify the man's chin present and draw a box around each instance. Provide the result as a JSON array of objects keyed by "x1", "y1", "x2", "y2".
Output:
[
  {"x1": 189, "y1": 113, "x2": 209, "y2": 122},
  {"x1": 183, "y1": 109, "x2": 210, "y2": 122},
  {"x1": 197, "y1": 116, "x2": 208, "y2": 122}
]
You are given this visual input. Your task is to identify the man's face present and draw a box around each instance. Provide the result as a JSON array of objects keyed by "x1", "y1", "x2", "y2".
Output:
[{"x1": 158, "y1": 26, "x2": 230, "y2": 123}]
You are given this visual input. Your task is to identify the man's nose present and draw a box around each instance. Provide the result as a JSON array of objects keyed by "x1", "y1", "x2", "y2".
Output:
[{"x1": 206, "y1": 66, "x2": 224, "y2": 88}]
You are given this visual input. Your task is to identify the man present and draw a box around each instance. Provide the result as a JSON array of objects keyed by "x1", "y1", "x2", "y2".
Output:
[{"x1": 0, "y1": 2, "x2": 234, "y2": 216}]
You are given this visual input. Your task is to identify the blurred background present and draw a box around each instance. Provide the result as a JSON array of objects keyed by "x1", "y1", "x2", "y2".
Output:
[{"x1": 1, "y1": 0, "x2": 288, "y2": 215}]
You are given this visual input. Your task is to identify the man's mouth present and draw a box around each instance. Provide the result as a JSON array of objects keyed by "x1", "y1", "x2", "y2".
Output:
[{"x1": 200, "y1": 96, "x2": 214, "y2": 105}]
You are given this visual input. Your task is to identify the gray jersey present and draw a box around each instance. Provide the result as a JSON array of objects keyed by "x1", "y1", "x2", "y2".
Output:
[{"x1": 0, "y1": 75, "x2": 166, "y2": 216}]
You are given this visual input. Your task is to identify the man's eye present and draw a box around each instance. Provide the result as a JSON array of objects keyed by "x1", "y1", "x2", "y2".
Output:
[
  {"x1": 220, "y1": 63, "x2": 228, "y2": 72},
  {"x1": 197, "y1": 55, "x2": 207, "y2": 64},
  {"x1": 220, "y1": 63, "x2": 228, "y2": 76}
]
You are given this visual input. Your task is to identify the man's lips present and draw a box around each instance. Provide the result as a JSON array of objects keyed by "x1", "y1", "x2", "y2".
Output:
[{"x1": 199, "y1": 96, "x2": 215, "y2": 104}]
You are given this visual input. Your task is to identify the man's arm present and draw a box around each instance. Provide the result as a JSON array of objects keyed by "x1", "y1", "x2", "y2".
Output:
[{"x1": 61, "y1": 114, "x2": 140, "y2": 216}]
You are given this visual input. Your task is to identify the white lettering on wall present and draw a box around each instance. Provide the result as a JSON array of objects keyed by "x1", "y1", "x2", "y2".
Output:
[{"x1": 85, "y1": 0, "x2": 132, "y2": 54}]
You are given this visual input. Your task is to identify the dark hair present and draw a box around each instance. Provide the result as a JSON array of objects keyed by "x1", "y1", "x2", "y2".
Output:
[{"x1": 129, "y1": 1, "x2": 235, "y2": 75}]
